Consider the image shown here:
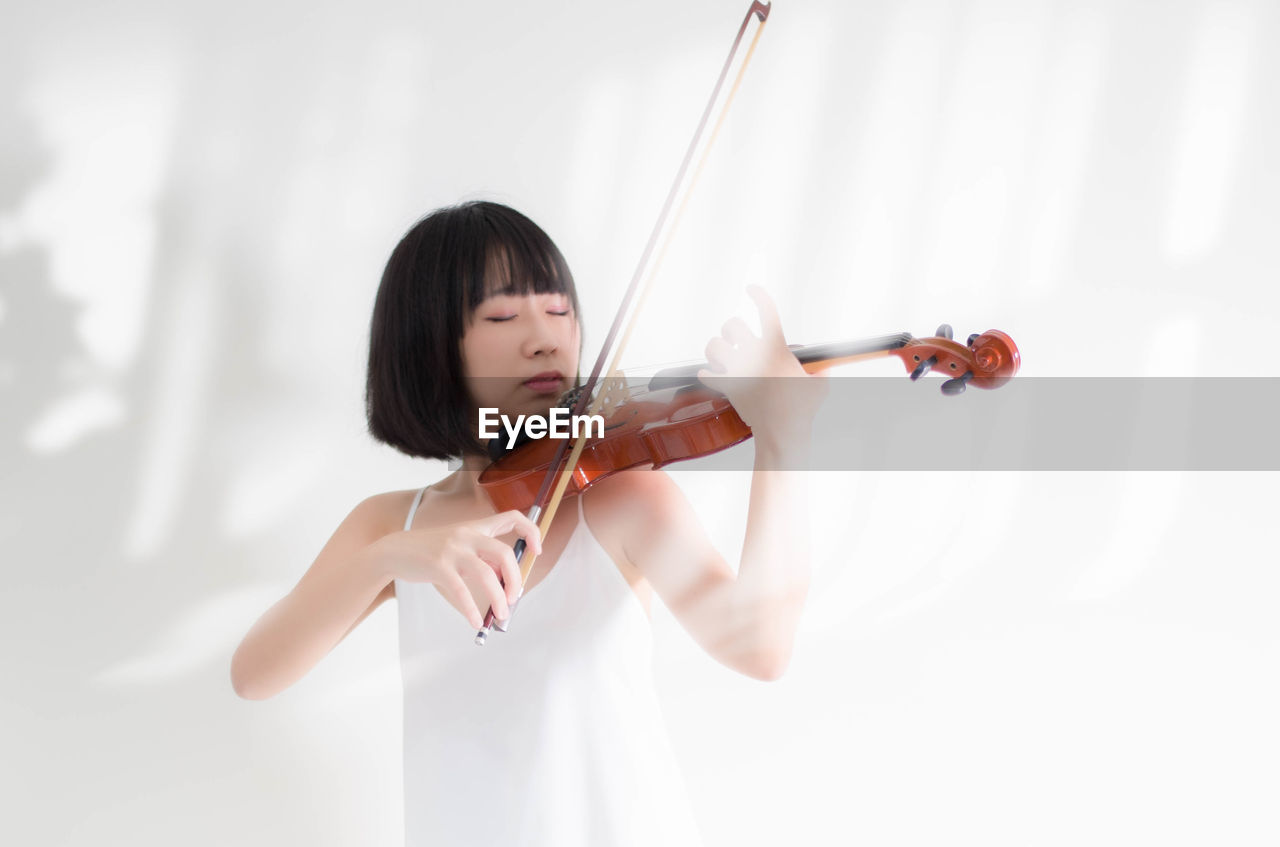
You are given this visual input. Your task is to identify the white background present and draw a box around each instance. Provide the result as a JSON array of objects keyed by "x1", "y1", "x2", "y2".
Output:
[{"x1": 1, "y1": 0, "x2": 1276, "y2": 844}]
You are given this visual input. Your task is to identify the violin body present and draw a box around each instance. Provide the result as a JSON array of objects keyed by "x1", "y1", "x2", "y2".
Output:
[
  {"x1": 478, "y1": 327, "x2": 1020, "y2": 512},
  {"x1": 480, "y1": 382, "x2": 751, "y2": 513}
]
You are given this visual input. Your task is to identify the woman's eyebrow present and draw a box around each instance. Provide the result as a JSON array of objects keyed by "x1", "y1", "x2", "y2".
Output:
[{"x1": 487, "y1": 291, "x2": 564, "y2": 302}]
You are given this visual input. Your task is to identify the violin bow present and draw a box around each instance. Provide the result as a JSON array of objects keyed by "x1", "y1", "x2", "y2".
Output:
[{"x1": 476, "y1": 0, "x2": 773, "y2": 645}]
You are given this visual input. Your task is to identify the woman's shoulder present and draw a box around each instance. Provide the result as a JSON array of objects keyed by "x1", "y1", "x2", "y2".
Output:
[
  {"x1": 353, "y1": 487, "x2": 425, "y2": 537},
  {"x1": 580, "y1": 469, "x2": 688, "y2": 543},
  {"x1": 349, "y1": 488, "x2": 427, "y2": 603},
  {"x1": 585, "y1": 468, "x2": 685, "y2": 509}
]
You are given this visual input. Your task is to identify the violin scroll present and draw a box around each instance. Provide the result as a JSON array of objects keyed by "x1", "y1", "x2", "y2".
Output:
[{"x1": 890, "y1": 327, "x2": 1020, "y2": 395}]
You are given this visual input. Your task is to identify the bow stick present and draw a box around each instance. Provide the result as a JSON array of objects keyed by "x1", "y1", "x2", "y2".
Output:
[{"x1": 475, "y1": 0, "x2": 773, "y2": 645}]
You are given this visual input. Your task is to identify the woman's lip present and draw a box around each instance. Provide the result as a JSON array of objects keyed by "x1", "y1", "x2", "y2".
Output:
[{"x1": 523, "y1": 376, "x2": 564, "y2": 392}]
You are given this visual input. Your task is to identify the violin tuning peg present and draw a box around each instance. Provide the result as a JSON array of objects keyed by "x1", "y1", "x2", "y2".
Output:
[
  {"x1": 941, "y1": 370, "x2": 974, "y2": 396},
  {"x1": 910, "y1": 355, "x2": 937, "y2": 381},
  {"x1": 558, "y1": 384, "x2": 585, "y2": 410},
  {"x1": 935, "y1": 323, "x2": 953, "y2": 340},
  {"x1": 967, "y1": 333, "x2": 981, "y2": 347}
]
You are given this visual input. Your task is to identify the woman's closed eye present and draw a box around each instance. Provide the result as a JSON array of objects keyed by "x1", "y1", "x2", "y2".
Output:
[{"x1": 485, "y1": 309, "x2": 571, "y2": 322}]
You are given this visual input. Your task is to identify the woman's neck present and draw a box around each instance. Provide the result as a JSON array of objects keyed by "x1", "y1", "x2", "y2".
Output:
[{"x1": 430, "y1": 453, "x2": 491, "y2": 501}]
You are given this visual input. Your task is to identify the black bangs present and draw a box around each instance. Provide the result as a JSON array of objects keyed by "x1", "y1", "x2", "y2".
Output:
[{"x1": 460, "y1": 203, "x2": 579, "y2": 316}]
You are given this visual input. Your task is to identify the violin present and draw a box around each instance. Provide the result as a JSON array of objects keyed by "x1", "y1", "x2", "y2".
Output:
[{"x1": 478, "y1": 325, "x2": 1020, "y2": 513}]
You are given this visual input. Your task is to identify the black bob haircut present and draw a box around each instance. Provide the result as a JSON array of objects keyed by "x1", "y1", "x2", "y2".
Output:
[{"x1": 365, "y1": 200, "x2": 581, "y2": 461}]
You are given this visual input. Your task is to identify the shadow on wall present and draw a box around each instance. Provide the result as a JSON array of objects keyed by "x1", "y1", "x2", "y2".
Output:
[{"x1": 0, "y1": 21, "x2": 394, "y2": 843}]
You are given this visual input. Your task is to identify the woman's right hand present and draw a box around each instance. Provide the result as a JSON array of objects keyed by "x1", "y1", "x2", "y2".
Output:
[{"x1": 367, "y1": 510, "x2": 543, "y2": 628}]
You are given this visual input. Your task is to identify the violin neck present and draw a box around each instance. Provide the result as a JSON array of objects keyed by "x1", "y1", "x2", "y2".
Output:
[
  {"x1": 646, "y1": 333, "x2": 913, "y2": 390},
  {"x1": 792, "y1": 334, "x2": 913, "y2": 373}
]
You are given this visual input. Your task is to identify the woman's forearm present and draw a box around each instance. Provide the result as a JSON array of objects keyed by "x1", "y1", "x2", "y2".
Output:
[
  {"x1": 731, "y1": 434, "x2": 813, "y2": 677},
  {"x1": 230, "y1": 541, "x2": 392, "y2": 700}
]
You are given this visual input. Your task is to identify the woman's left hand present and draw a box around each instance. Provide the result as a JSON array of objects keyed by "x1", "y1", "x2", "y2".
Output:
[{"x1": 696, "y1": 284, "x2": 829, "y2": 449}]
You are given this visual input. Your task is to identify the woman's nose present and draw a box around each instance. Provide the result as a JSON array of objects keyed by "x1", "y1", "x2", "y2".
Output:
[{"x1": 521, "y1": 312, "x2": 560, "y2": 357}]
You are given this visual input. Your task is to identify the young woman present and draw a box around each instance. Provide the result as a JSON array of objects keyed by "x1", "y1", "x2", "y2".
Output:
[{"x1": 231, "y1": 200, "x2": 826, "y2": 846}]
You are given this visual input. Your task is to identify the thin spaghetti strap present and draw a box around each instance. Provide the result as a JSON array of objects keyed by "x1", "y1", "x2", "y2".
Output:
[{"x1": 404, "y1": 486, "x2": 428, "y2": 532}]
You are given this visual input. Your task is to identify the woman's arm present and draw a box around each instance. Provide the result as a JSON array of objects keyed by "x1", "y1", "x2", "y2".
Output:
[
  {"x1": 590, "y1": 448, "x2": 810, "y2": 682},
  {"x1": 230, "y1": 495, "x2": 399, "y2": 700},
  {"x1": 231, "y1": 495, "x2": 543, "y2": 700},
  {"x1": 588, "y1": 285, "x2": 825, "y2": 681}
]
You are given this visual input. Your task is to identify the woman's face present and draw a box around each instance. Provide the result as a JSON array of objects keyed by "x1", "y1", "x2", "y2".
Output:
[{"x1": 461, "y1": 291, "x2": 580, "y2": 422}]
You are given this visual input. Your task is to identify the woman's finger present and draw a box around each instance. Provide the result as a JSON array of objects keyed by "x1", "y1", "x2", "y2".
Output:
[
  {"x1": 439, "y1": 573, "x2": 484, "y2": 630},
  {"x1": 474, "y1": 534, "x2": 524, "y2": 605},
  {"x1": 460, "y1": 556, "x2": 509, "y2": 621},
  {"x1": 720, "y1": 316, "x2": 754, "y2": 347},
  {"x1": 696, "y1": 368, "x2": 725, "y2": 393},
  {"x1": 482, "y1": 510, "x2": 542, "y2": 555},
  {"x1": 704, "y1": 336, "x2": 733, "y2": 372},
  {"x1": 745, "y1": 284, "x2": 785, "y2": 345}
]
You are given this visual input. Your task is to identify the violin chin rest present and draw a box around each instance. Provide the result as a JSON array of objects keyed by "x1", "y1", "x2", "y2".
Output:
[{"x1": 486, "y1": 437, "x2": 510, "y2": 462}]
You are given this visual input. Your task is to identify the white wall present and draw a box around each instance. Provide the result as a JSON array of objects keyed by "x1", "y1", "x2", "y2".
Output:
[{"x1": 2, "y1": 0, "x2": 1276, "y2": 844}]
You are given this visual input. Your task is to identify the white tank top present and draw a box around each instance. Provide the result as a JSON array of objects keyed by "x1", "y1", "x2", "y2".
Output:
[{"x1": 395, "y1": 488, "x2": 704, "y2": 847}]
